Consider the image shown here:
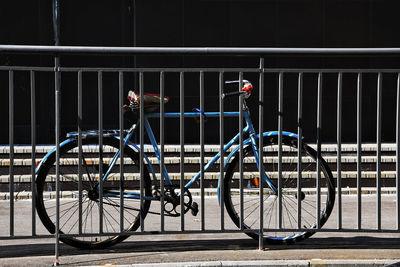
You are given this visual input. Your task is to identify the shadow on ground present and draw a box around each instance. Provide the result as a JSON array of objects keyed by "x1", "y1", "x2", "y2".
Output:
[{"x1": 1, "y1": 236, "x2": 400, "y2": 259}]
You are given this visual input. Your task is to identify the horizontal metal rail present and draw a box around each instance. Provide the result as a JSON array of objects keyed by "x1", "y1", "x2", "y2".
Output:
[
  {"x1": 1, "y1": 45, "x2": 400, "y2": 55},
  {"x1": 3, "y1": 65, "x2": 400, "y2": 73}
]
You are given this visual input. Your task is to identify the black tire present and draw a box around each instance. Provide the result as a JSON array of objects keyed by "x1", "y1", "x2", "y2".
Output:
[
  {"x1": 224, "y1": 135, "x2": 335, "y2": 244},
  {"x1": 35, "y1": 136, "x2": 152, "y2": 249}
]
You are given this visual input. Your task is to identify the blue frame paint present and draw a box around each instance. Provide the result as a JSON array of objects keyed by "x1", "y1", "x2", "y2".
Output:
[{"x1": 37, "y1": 109, "x2": 299, "y2": 203}]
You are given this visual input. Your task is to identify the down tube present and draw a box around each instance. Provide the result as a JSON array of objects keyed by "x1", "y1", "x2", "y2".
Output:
[{"x1": 185, "y1": 127, "x2": 248, "y2": 189}]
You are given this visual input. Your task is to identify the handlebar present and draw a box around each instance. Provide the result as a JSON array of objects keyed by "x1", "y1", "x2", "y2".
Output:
[
  {"x1": 223, "y1": 80, "x2": 253, "y2": 99},
  {"x1": 221, "y1": 90, "x2": 247, "y2": 99},
  {"x1": 225, "y1": 80, "x2": 250, "y2": 85}
]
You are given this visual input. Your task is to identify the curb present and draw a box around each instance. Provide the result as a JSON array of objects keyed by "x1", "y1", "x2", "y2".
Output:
[{"x1": 83, "y1": 259, "x2": 400, "y2": 267}]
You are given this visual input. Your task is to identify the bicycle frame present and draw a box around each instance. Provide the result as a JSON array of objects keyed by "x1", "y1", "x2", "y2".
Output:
[{"x1": 101, "y1": 108, "x2": 280, "y2": 201}]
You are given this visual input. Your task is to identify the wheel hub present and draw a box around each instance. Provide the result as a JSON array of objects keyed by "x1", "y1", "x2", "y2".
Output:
[
  {"x1": 88, "y1": 189, "x2": 99, "y2": 200},
  {"x1": 295, "y1": 191, "x2": 306, "y2": 201}
]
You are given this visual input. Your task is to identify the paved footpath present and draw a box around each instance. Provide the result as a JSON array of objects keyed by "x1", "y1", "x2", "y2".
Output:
[
  {"x1": 1, "y1": 195, "x2": 400, "y2": 266},
  {"x1": 1, "y1": 234, "x2": 400, "y2": 266}
]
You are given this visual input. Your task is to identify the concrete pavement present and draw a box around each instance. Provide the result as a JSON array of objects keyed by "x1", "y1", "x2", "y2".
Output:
[
  {"x1": 2, "y1": 195, "x2": 400, "y2": 266},
  {"x1": 2, "y1": 234, "x2": 400, "y2": 266}
]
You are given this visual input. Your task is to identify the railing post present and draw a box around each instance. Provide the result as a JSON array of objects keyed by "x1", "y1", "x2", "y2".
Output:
[
  {"x1": 77, "y1": 71, "x2": 83, "y2": 235},
  {"x1": 139, "y1": 72, "x2": 145, "y2": 232},
  {"x1": 239, "y1": 73, "x2": 244, "y2": 230},
  {"x1": 179, "y1": 72, "x2": 185, "y2": 231},
  {"x1": 119, "y1": 71, "x2": 125, "y2": 232},
  {"x1": 200, "y1": 71, "x2": 205, "y2": 231},
  {"x1": 9, "y1": 70, "x2": 14, "y2": 238},
  {"x1": 30, "y1": 70, "x2": 36, "y2": 236},
  {"x1": 52, "y1": 0, "x2": 61, "y2": 264},
  {"x1": 278, "y1": 72, "x2": 283, "y2": 229},
  {"x1": 98, "y1": 71, "x2": 104, "y2": 234},
  {"x1": 357, "y1": 73, "x2": 363, "y2": 230},
  {"x1": 297, "y1": 72, "x2": 303, "y2": 229},
  {"x1": 337, "y1": 72, "x2": 343, "y2": 229},
  {"x1": 54, "y1": 60, "x2": 61, "y2": 266},
  {"x1": 219, "y1": 72, "x2": 225, "y2": 231},
  {"x1": 258, "y1": 57, "x2": 264, "y2": 250},
  {"x1": 376, "y1": 72, "x2": 382, "y2": 230},
  {"x1": 316, "y1": 72, "x2": 322, "y2": 229},
  {"x1": 160, "y1": 71, "x2": 165, "y2": 232},
  {"x1": 180, "y1": 72, "x2": 185, "y2": 231}
]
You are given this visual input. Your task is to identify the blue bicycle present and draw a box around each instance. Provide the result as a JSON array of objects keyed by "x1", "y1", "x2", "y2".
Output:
[{"x1": 35, "y1": 80, "x2": 335, "y2": 249}]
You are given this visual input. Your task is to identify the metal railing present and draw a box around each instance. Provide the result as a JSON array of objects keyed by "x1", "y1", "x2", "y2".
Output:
[{"x1": 1, "y1": 45, "x2": 400, "y2": 264}]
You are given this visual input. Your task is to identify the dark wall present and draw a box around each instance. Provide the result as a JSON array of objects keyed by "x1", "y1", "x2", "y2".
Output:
[
  {"x1": 136, "y1": 0, "x2": 400, "y2": 144},
  {"x1": 1, "y1": 0, "x2": 400, "y2": 144},
  {"x1": 0, "y1": 0, "x2": 134, "y2": 144}
]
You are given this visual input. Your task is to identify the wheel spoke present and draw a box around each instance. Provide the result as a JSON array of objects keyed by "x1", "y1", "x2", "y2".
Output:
[
  {"x1": 282, "y1": 199, "x2": 296, "y2": 231},
  {"x1": 82, "y1": 155, "x2": 96, "y2": 190},
  {"x1": 105, "y1": 197, "x2": 138, "y2": 222},
  {"x1": 102, "y1": 204, "x2": 118, "y2": 233},
  {"x1": 249, "y1": 194, "x2": 272, "y2": 228},
  {"x1": 284, "y1": 195, "x2": 316, "y2": 223},
  {"x1": 64, "y1": 199, "x2": 91, "y2": 234}
]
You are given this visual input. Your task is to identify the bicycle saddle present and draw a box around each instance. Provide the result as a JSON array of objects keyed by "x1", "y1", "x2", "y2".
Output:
[{"x1": 127, "y1": 90, "x2": 169, "y2": 112}]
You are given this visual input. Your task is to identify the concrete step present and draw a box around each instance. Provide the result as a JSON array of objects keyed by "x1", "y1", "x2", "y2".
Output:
[
  {"x1": 0, "y1": 155, "x2": 397, "y2": 167},
  {"x1": 0, "y1": 144, "x2": 398, "y2": 187}
]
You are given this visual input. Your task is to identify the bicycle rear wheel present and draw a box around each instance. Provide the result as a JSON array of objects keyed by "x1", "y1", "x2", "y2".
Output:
[
  {"x1": 224, "y1": 135, "x2": 335, "y2": 244},
  {"x1": 35, "y1": 136, "x2": 151, "y2": 249}
]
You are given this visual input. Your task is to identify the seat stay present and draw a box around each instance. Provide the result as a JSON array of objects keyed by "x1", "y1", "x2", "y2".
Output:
[
  {"x1": 144, "y1": 116, "x2": 173, "y2": 186},
  {"x1": 101, "y1": 124, "x2": 137, "y2": 183}
]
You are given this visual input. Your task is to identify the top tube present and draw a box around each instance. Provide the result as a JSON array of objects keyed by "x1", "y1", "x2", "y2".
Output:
[{"x1": 145, "y1": 111, "x2": 241, "y2": 118}]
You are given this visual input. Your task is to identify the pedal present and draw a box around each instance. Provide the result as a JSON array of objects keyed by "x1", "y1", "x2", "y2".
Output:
[{"x1": 191, "y1": 202, "x2": 199, "y2": 216}]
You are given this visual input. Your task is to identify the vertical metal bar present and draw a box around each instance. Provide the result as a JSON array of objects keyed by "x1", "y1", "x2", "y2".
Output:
[
  {"x1": 239, "y1": 73, "x2": 244, "y2": 230},
  {"x1": 53, "y1": 0, "x2": 61, "y2": 262},
  {"x1": 98, "y1": 71, "x2": 104, "y2": 234},
  {"x1": 376, "y1": 72, "x2": 382, "y2": 230},
  {"x1": 77, "y1": 71, "x2": 83, "y2": 235},
  {"x1": 54, "y1": 57, "x2": 61, "y2": 263},
  {"x1": 180, "y1": 72, "x2": 185, "y2": 231},
  {"x1": 297, "y1": 72, "x2": 303, "y2": 229},
  {"x1": 219, "y1": 71, "x2": 225, "y2": 231},
  {"x1": 316, "y1": 72, "x2": 323, "y2": 229},
  {"x1": 30, "y1": 70, "x2": 36, "y2": 236},
  {"x1": 119, "y1": 72, "x2": 125, "y2": 232},
  {"x1": 9, "y1": 70, "x2": 14, "y2": 237},
  {"x1": 397, "y1": 72, "x2": 400, "y2": 230},
  {"x1": 200, "y1": 71, "x2": 205, "y2": 231},
  {"x1": 258, "y1": 58, "x2": 264, "y2": 250},
  {"x1": 139, "y1": 72, "x2": 145, "y2": 232},
  {"x1": 357, "y1": 73, "x2": 363, "y2": 230},
  {"x1": 160, "y1": 72, "x2": 165, "y2": 232},
  {"x1": 337, "y1": 72, "x2": 343, "y2": 229},
  {"x1": 278, "y1": 72, "x2": 283, "y2": 229}
]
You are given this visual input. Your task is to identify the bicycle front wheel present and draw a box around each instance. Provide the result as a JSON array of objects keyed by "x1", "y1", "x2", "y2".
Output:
[
  {"x1": 35, "y1": 136, "x2": 152, "y2": 249},
  {"x1": 224, "y1": 135, "x2": 335, "y2": 244}
]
